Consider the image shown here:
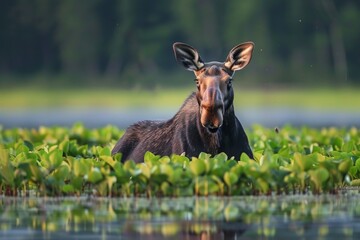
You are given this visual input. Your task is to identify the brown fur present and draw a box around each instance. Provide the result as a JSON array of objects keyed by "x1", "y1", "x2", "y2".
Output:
[{"x1": 112, "y1": 42, "x2": 255, "y2": 162}]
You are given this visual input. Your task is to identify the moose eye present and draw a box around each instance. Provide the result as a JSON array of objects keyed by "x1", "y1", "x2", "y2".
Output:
[
  {"x1": 227, "y1": 78, "x2": 233, "y2": 89},
  {"x1": 194, "y1": 79, "x2": 200, "y2": 89}
]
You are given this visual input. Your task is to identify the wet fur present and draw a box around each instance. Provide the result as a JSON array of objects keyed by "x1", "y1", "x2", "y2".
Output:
[{"x1": 112, "y1": 92, "x2": 253, "y2": 162}]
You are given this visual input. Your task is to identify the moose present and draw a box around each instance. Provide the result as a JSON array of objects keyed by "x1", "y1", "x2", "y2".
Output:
[{"x1": 112, "y1": 42, "x2": 254, "y2": 162}]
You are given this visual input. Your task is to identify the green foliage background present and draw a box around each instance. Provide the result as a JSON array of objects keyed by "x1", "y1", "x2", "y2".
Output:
[
  {"x1": 0, "y1": 124, "x2": 359, "y2": 197},
  {"x1": 0, "y1": 0, "x2": 359, "y2": 87}
]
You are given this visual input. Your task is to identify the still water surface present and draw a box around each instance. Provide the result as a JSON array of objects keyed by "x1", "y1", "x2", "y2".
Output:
[
  {"x1": 1, "y1": 194, "x2": 359, "y2": 240},
  {"x1": 1, "y1": 107, "x2": 359, "y2": 129}
]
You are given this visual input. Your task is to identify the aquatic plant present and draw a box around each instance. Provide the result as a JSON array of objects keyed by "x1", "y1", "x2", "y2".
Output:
[{"x1": 0, "y1": 123, "x2": 359, "y2": 196}]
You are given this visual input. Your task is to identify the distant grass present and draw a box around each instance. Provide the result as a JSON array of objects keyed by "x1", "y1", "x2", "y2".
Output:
[
  {"x1": 233, "y1": 88, "x2": 360, "y2": 110},
  {"x1": 0, "y1": 87, "x2": 359, "y2": 110}
]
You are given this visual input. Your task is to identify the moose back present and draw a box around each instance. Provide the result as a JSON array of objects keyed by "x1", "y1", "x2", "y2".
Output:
[{"x1": 112, "y1": 42, "x2": 254, "y2": 162}]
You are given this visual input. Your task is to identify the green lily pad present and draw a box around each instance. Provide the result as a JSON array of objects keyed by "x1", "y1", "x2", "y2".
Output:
[{"x1": 189, "y1": 158, "x2": 206, "y2": 176}]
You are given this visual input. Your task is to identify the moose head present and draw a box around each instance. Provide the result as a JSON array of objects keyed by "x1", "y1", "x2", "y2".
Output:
[{"x1": 173, "y1": 42, "x2": 254, "y2": 133}]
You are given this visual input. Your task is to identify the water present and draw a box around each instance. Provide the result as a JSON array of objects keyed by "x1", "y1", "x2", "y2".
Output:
[
  {"x1": 1, "y1": 194, "x2": 359, "y2": 240},
  {"x1": 1, "y1": 107, "x2": 359, "y2": 129}
]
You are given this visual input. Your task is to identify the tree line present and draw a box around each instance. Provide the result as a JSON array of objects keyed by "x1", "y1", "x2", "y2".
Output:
[{"x1": 0, "y1": 0, "x2": 359, "y2": 87}]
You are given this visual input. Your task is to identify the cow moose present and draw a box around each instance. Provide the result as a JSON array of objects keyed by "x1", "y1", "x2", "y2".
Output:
[{"x1": 112, "y1": 42, "x2": 254, "y2": 162}]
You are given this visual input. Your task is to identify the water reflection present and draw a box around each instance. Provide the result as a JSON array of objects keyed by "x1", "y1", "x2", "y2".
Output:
[{"x1": 0, "y1": 194, "x2": 359, "y2": 239}]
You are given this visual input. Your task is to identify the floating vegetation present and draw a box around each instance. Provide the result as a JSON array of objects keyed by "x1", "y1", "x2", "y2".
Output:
[{"x1": 0, "y1": 123, "x2": 359, "y2": 197}]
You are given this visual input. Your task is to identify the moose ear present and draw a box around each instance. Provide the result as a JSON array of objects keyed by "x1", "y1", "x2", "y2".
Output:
[
  {"x1": 224, "y1": 42, "x2": 254, "y2": 72},
  {"x1": 173, "y1": 42, "x2": 205, "y2": 71}
]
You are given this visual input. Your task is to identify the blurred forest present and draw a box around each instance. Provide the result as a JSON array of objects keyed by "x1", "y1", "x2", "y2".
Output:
[{"x1": 0, "y1": 0, "x2": 359, "y2": 88}]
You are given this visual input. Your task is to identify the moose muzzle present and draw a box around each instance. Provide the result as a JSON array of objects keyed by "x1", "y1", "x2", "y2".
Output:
[{"x1": 200, "y1": 87, "x2": 224, "y2": 133}]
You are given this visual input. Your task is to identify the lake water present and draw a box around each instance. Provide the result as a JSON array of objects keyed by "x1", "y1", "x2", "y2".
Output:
[
  {"x1": 1, "y1": 193, "x2": 359, "y2": 240},
  {"x1": 1, "y1": 107, "x2": 359, "y2": 129}
]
